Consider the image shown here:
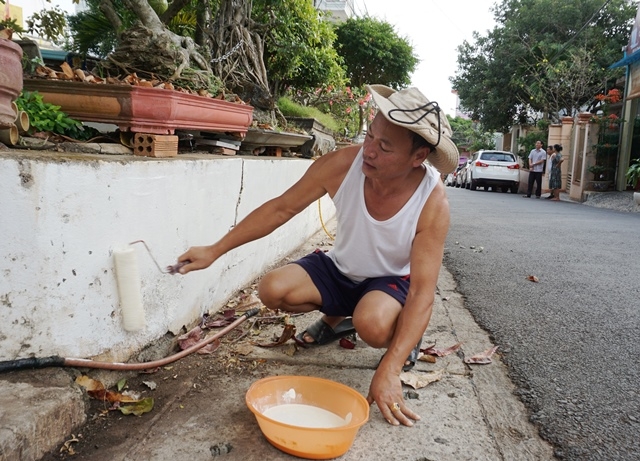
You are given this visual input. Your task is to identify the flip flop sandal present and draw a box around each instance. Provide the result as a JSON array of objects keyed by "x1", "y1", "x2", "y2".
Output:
[
  {"x1": 377, "y1": 338, "x2": 422, "y2": 372},
  {"x1": 294, "y1": 317, "x2": 355, "y2": 347},
  {"x1": 402, "y1": 339, "x2": 422, "y2": 372}
]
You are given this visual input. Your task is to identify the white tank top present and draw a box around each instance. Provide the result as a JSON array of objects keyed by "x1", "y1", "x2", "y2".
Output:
[{"x1": 326, "y1": 148, "x2": 440, "y2": 282}]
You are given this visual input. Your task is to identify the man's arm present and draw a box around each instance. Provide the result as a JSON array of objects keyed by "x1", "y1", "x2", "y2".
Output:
[
  {"x1": 177, "y1": 147, "x2": 358, "y2": 273},
  {"x1": 368, "y1": 180, "x2": 450, "y2": 425}
]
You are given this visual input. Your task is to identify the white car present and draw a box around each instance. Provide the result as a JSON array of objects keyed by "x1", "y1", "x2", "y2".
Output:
[{"x1": 467, "y1": 150, "x2": 520, "y2": 193}]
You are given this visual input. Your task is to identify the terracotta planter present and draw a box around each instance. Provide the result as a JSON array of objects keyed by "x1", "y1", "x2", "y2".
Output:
[
  {"x1": 23, "y1": 80, "x2": 254, "y2": 136},
  {"x1": 0, "y1": 39, "x2": 23, "y2": 129}
]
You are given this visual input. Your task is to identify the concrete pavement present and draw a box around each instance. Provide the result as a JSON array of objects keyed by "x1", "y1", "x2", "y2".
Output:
[
  {"x1": 2, "y1": 189, "x2": 634, "y2": 461},
  {"x1": 1, "y1": 218, "x2": 556, "y2": 461}
]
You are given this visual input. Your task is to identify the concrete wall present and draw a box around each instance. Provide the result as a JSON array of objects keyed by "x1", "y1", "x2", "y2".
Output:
[{"x1": 0, "y1": 152, "x2": 336, "y2": 362}]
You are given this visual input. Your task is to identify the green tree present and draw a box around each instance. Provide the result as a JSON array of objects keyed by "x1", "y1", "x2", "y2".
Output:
[
  {"x1": 253, "y1": 0, "x2": 345, "y2": 99},
  {"x1": 448, "y1": 116, "x2": 496, "y2": 152},
  {"x1": 334, "y1": 16, "x2": 418, "y2": 89},
  {"x1": 333, "y1": 16, "x2": 418, "y2": 135},
  {"x1": 451, "y1": 0, "x2": 636, "y2": 132}
]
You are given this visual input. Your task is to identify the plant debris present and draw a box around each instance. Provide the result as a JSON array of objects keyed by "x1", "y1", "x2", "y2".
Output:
[
  {"x1": 399, "y1": 370, "x2": 444, "y2": 389},
  {"x1": 527, "y1": 275, "x2": 539, "y2": 282},
  {"x1": 464, "y1": 346, "x2": 499, "y2": 364},
  {"x1": 421, "y1": 342, "x2": 462, "y2": 357}
]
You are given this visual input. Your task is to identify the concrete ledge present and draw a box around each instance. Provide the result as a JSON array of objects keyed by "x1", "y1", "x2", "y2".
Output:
[{"x1": 0, "y1": 369, "x2": 86, "y2": 461}]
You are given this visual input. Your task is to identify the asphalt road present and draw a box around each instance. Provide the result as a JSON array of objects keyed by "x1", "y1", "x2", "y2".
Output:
[{"x1": 442, "y1": 187, "x2": 640, "y2": 461}]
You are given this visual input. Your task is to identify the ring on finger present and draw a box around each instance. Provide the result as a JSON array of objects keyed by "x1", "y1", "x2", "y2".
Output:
[{"x1": 392, "y1": 402, "x2": 400, "y2": 411}]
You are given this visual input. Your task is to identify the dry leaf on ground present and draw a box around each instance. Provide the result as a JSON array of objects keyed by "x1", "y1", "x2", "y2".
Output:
[
  {"x1": 527, "y1": 275, "x2": 539, "y2": 282},
  {"x1": 422, "y1": 342, "x2": 462, "y2": 357},
  {"x1": 464, "y1": 346, "x2": 499, "y2": 364},
  {"x1": 177, "y1": 326, "x2": 203, "y2": 350},
  {"x1": 254, "y1": 323, "x2": 296, "y2": 347},
  {"x1": 399, "y1": 370, "x2": 444, "y2": 389}
]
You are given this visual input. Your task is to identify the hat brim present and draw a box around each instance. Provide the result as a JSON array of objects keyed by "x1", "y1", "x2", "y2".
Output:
[{"x1": 367, "y1": 84, "x2": 459, "y2": 174}]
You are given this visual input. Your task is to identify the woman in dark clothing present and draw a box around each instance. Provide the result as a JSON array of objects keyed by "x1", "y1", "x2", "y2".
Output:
[{"x1": 549, "y1": 144, "x2": 564, "y2": 201}]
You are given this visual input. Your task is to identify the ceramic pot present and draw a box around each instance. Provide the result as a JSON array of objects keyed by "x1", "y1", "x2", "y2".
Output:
[
  {"x1": 634, "y1": 192, "x2": 640, "y2": 206},
  {"x1": 0, "y1": 39, "x2": 23, "y2": 129},
  {"x1": 23, "y1": 80, "x2": 254, "y2": 136}
]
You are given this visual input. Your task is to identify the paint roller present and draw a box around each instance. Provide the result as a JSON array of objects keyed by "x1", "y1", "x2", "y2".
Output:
[
  {"x1": 113, "y1": 245, "x2": 146, "y2": 331},
  {"x1": 113, "y1": 240, "x2": 190, "y2": 331}
]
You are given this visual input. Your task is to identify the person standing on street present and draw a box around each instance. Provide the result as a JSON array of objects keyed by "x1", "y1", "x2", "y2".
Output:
[
  {"x1": 548, "y1": 144, "x2": 564, "y2": 201},
  {"x1": 524, "y1": 140, "x2": 546, "y2": 198},
  {"x1": 176, "y1": 84, "x2": 459, "y2": 428},
  {"x1": 544, "y1": 145, "x2": 555, "y2": 199}
]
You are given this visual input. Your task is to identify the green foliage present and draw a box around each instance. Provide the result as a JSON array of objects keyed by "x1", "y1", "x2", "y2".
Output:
[
  {"x1": 26, "y1": 6, "x2": 68, "y2": 45},
  {"x1": 625, "y1": 158, "x2": 640, "y2": 189},
  {"x1": 334, "y1": 16, "x2": 418, "y2": 89},
  {"x1": 447, "y1": 116, "x2": 496, "y2": 153},
  {"x1": 66, "y1": 0, "x2": 137, "y2": 58},
  {"x1": 518, "y1": 127, "x2": 549, "y2": 168},
  {"x1": 15, "y1": 91, "x2": 95, "y2": 141},
  {"x1": 277, "y1": 97, "x2": 341, "y2": 132},
  {"x1": 452, "y1": 0, "x2": 636, "y2": 132},
  {"x1": 253, "y1": 0, "x2": 346, "y2": 98},
  {"x1": 0, "y1": 17, "x2": 24, "y2": 34}
]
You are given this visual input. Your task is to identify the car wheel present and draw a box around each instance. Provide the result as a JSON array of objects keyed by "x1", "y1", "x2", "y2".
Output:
[
  {"x1": 510, "y1": 185, "x2": 518, "y2": 194},
  {"x1": 501, "y1": 186, "x2": 509, "y2": 193},
  {"x1": 470, "y1": 179, "x2": 477, "y2": 190}
]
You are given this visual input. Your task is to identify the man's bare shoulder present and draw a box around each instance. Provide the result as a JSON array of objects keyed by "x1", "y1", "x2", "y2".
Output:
[{"x1": 312, "y1": 145, "x2": 360, "y2": 195}]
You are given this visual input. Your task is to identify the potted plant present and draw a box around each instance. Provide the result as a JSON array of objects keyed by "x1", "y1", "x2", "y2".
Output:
[
  {"x1": 587, "y1": 165, "x2": 613, "y2": 191},
  {"x1": 625, "y1": 158, "x2": 640, "y2": 205},
  {"x1": 0, "y1": 26, "x2": 23, "y2": 129}
]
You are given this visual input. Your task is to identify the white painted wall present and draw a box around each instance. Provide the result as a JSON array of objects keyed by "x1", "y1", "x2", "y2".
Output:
[{"x1": 0, "y1": 152, "x2": 335, "y2": 362}]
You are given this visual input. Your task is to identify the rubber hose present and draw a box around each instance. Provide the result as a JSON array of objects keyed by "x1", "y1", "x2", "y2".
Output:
[{"x1": 0, "y1": 307, "x2": 261, "y2": 373}]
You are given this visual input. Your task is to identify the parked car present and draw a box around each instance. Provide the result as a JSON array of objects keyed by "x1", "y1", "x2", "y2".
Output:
[
  {"x1": 467, "y1": 150, "x2": 520, "y2": 193},
  {"x1": 445, "y1": 172, "x2": 454, "y2": 186},
  {"x1": 455, "y1": 162, "x2": 468, "y2": 188},
  {"x1": 460, "y1": 161, "x2": 473, "y2": 189}
]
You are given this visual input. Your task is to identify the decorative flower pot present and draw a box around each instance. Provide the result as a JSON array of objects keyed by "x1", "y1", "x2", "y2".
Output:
[
  {"x1": 22, "y1": 80, "x2": 254, "y2": 136},
  {"x1": 0, "y1": 39, "x2": 23, "y2": 129},
  {"x1": 634, "y1": 192, "x2": 640, "y2": 206}
]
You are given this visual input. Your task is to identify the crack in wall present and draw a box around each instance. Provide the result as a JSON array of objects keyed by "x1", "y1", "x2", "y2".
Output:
[{"x1": 233, "y1": 160, "x2": 245, "y2": 227}]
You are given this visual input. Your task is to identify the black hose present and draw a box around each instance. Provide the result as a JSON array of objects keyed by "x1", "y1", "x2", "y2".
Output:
[
  {"x1": 0, "y1": 356, "x2": 66, "y2": 373},
  {"x1": 0, "y1": 307, "x2": 261, "y2": 374}
]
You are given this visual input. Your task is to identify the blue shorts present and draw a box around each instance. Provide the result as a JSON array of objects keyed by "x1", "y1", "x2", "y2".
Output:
[{"x1": 293, "y1": 249, "x2": 410, "y2": 317}]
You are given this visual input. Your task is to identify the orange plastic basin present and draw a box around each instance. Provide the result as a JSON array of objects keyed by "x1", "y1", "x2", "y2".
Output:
[{"x1": 246, "y1": 375, "x2": 369, "y2": 459}]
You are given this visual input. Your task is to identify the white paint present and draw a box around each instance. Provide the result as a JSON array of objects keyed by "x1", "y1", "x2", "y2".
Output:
[
  {"x1": 263, "y1": 404, "x2": 348, "y2": 428},
  {"x1": 112, "y1": 247, "x2": 145, "y2": 331},
  {"x1": 0, "y1": 153, "x2": 336, "y2": 361}
]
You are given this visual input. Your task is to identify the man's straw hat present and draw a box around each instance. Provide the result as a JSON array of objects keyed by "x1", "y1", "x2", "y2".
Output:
[{"x1": 367, "y1": 84, "x2": 459, "y2": 174}]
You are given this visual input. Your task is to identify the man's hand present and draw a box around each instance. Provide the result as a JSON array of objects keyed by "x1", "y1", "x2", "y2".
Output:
[
  {"x1": 176, "y1": 245, "x2": 217, "y2": 274},
  {"x1": 367, "y1": 368, "x2": 420, "y2": 427}
]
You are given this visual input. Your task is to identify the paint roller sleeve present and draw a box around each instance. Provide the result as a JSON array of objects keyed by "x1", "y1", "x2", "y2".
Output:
[{"x1": 113, "y1": 247, "x2": 146, "y2": 331}]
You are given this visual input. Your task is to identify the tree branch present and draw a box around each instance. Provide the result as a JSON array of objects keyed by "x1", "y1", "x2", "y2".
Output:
[
  {"x1": 160, "y1": 0, "x2": 192, "y2": 24},
  {"x1": 99, "y1": 0, "x2": 122, "y2": 37}
]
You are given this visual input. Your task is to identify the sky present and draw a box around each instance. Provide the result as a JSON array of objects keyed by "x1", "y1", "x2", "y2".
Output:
[
  {"x1": 16, "y1": 0, "x2": 498, "y2": 116},
  {"x1": 355, "y1": 0, "x2": 497, "y2": 116}
]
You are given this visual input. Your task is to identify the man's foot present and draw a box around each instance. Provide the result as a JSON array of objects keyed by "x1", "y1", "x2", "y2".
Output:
[
  {"x1": 522, "y1": 195, "x2": 531, "y2": 198},
  {"x1": 294, "y1": 317, "x2": 355, "y2": 347}
]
